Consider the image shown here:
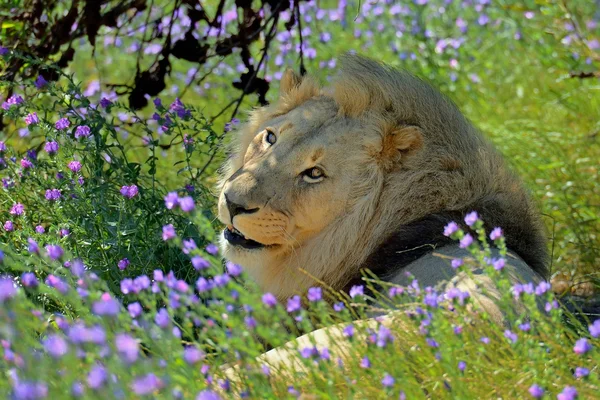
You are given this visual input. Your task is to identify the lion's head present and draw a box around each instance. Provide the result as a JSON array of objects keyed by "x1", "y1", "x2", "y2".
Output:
[{"x1": 217, "y1": 54, "x2": 546, "y2": 301}]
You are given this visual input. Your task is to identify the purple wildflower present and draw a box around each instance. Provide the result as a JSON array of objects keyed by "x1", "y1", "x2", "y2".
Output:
[
  {"x1": 183, "y1": 346, "x2": 205, "y2": 364},
  {"x1": 191, "y1": 255, "x2": 210, "y2": 270},
  {"x1": 574, "y1": 367, "x2": 589, "y2": 378},
  {"x1": 35, "y1": 225, "x2": 45, "y2": 234},
  {"x1": 360, "y1": 356, "x2": 371, "y2": 368},
  {"x1": 45, "y1": 244, "x2": 63, "y2": 260},
  {"x1": 92, "y1": 293, "x2": 120, "y2": 316},
  {"x1": 588, "y1": 319, "x2": 600, "y2": 337},
  {"x1": 164, "y1": 192, "x2": 179, "y2": 209},
  {"x1": 34, "y1": 76, "x2": 48, "y2": 89},
  {"x1": 557, "y1": 386, "x2": 577, "y2": 400},
  {"x1": 492, "y1": 258, "x2": 505, "y2": 271},
  {"x1": 451, "y1": 258, "x2": 463, "y2": 269},
  {"x1": 528, "y1": 384, "x2": 544, "y2": 398},
  {"x1": 376, "y1": 325, "x2": 394, "y2": 348},
  {"x1": 45, "y1": 275, "x2": 68, "y2": 293},
  {"x1": 24, "y1": 112, "x2": 39, "y2": 125},
  {"x1": 43, "y1": 334, "x2": 69, "y2": 358},
  {"x1": 87, "y1": 364, "x2": 107, "y2": 389},
  {"x1": 20, "y1": 159, "x2": 33, "y2": 169},
  {"x1": 4, "y1": 220, "x2": 14, "y2": 232},
  {"x1": 45, "y1": 189, "x2": 61, "y2": 201},
  {"x1": 44, "y1": 141, "x2": 59, "y2": 155},
  {"x1": 458, "y1": 361, "x2": 466, "y2": 372},
  {"x1": 226, "y1": 261, "x2": 243, "y2": 276},
  {"x1": 459, "y1": 234, "x2": 473, "y2": 249},
  {"x1": 177, "y1": 196, "x2": 194, "y2": 212},
  {"x1": 300, "y1": 346, "x2": 319, "y2": 359},
  {"x1": 443, "y1": 221, "x2": 459, "y2": 236},
  {"x1": 349, "y1": 285, "x2": 364, "y2": 298},
  {"x1": 381, "y1": 374, "x2": 394, "y2": 387},
  {"x1": 287, "y1": 295, "x2": 302, "y2": 312},
  {"x1": 10, "y1": 203, "x2": 24, "y2": 216},
  {"x1": 74, "y1": 125, "x2": 91, "y2": 139},
  {"x1": 99, "y1": 98, "x2": 113, "y2": 108},
  {"x1": 262, "y1": 292, "x2": 277, "y2": 307},
  {"x1": 573, "y1": 338, "x2": 592, "y2": 355},
  {"x1": 162, "y1": 224, "x2": 176, "y2": 241},
  {"x1": 155, "y1": 308, "x2": 170, "y2": 328},
  {"x1": 131, "y1": 374, "x2": 163, "y2": 395},
  {"x1": 307, "y1": 287, "x2": 322, "y2": 302},
  {"x1": 120, "y1": 185, "x2": 138, "y2": 199},
  {"x1": 196, "y1": 390, "x2": 222, "y2": 400},
  {"x1": 334, "y1": 302, "x2": 345, "y2": 312},
  {"x1": 0, "y1": 278, "x2": 17, "y2": 302},
  {"x1": 489, "y1": 227, "x2": 503, "y2": 240},
  {"x1": 205, "y1": 243, "x2": 219, "y2": 255},
  {"x1": 55, "y1": 118, "x2": 70, "y2": 131},
  {"x1": 13, "y1": 381, "x2": 48, "y2": 400},
  {"x1": 464, "y1": 211, "x2": 479, "y2": 226},
  {"x1": 504, "y1": 330, "x2": 518, "y2": 343},
  {"x1": 343, "y1": 324, "x2": 354, "y2": 338},
  {"x1": 67, "y1": 161, "x2": 82, "y2": 172},
  {"x1": 21, "y1": 272, "x2": 38, "y2": 287},
  {"x1": 28, "y1": 238, "x2": 39, "y2": 253},
  {"x1": 128, "y1": 302, "x2": 142, "y2": 318},
  {"x1": 115, "y1": 334, "x2": 139, "y2": 363}
]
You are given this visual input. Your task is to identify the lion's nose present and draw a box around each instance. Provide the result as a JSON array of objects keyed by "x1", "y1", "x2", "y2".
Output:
[{"x1": 224, "y1": 193, "x2": 260, "y2": 219}]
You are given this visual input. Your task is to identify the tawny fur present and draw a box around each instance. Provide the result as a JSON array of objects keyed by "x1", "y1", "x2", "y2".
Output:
[{"x1": 217, "y1": 54, "x2": 547, "y2": 302}]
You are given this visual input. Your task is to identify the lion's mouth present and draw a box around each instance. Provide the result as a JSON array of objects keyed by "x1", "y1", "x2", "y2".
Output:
[{"x1": 224, "y1": 225, "x2": 266, "y2": 250}]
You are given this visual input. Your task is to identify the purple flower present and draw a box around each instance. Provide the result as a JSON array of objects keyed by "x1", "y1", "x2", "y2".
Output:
[
  {"x1": 92, "y1": 293, "x2": 120, "y2": 316},
  {"x1": 573, "y1": 338, "x2": 592, "y2": 354},
  {"x1": 2, "y1": 94, "x2": 24, "y2": 109},
  {"x1": 349, "y1": 285, "x2": 364, "y2": 298},
  {"x1": 574, "y1": 367, "x2": 589, "y2": 378},
  {"x1": 518, "y1": 322, "x2": 531, "y2": 332},
  {"x1": 118, "y1": 258, "x2": 130, "y2": 270},
  {"x1": 34, "y1": 76, "x2": 48, "y2": 89},
  {"x1": 557, "y1": 386, "x2": 577, "y2": 400},
  {"x1": 492, "y1": 258, "x2": 505, "y2": 271},
  {"x1": 55, "y1": 118, "x2": 70, "y2": 131},
  {"x1": 115, "y1": 334, "x2": 139, "y2": 363},
  {"x1": 535, "y1": 281, "x2": 551, "y2": 296},
  {"x1": 307, "y1": 287, "x2": 322, "y2": 302},
  {"x1": 480, "y1": 337, "x2": 490, "y2": 344},
  {"x1": 74, "y1": 125, "x2": 91, "y2": 139},
  {"x1": 182, "y1": 239, "x2": 197, "y2": 254},
  {"x1": 87, "y1": 364, "x2": 107, "y2": 389},
  {"x1": 128, "y1": 302, "x2": 142, "y2": 318},
  {"x1": 68, "y1": 324, "x2": 106, "y2": 344},
  {"x1": 43, "y1": 334, "x2": 69, "y2": 358},
  {"x1": 13, "y1": 381, "x2": 48, "y2": 400},
  {"x1": 464, "y1": 211, "x2": 479, "y2": 226},
  {"x1": 424, "y1": 292, "x2": 439, "y2": 308},
  {"x1": 120, "y1": 185, "x2": 138, "y2": 199},
  {"x1": 191, "y1": 255, "x2": 210, "y2": 271},
  {"x1": 528, "y1": 384, "x2": 544, "y2": 398},
  {"x1": 478, "y1": 14, "x2": 489, "y2": 26},
  {"x1": 4, "y1": 220, "x2": 14, "y2": 232},
  {"x1": 45, "y1": 189, "x2": 61, "y2": 201},
  {"x1": 0, "y1": 278, "x2": 17, "y2": 302},
  {"x1": 343, "y1": 324, "x2": 354, "y2": 338},
  {"x1": 458, "y1": 361, "x2": 466, "y2": 372},
  {"x1": 443, "y1": 221, "x2": 459, "y2": 236},
  {"x1": 381, "y1": 373, "x2": 395, "y2": 388},
  {"x1": 196, "y1": 277, "x2": 211, "y2": 292},
  {"x1": 10, "y1": 203, "x2": 24, "y2": 216},
  {"x1": 184, "y1": 346, "x2": 205, "y2": 364},
  {"x1": 28, "y1": 238, "x2": 39, "y2": 253},
  {"x1": 226, "y1": 261, "x2": 243, "y2": 276},
  {"x1": 24, "y1": 112, "x2": 39, "y2": 125},
  {"x1": 504, "y1": 330, "x2": 518, "y2": 343},
  {"x1": 205, "y1": 243, "x2": 219, "y2": 255},
  {"x1": 45, "y1": 275, "x2": 68, "y2": 293},
  {"x1": 164, "y1": 192, "x2": 179, "y2": 209},
  {"x1": 459, "y1": 234, "x2": 473, "y2": 249},
  {"x1": 44, "y1": 141, "x2": 59, "y2": 155},
  {"x1": 360, "y1": 356, "x2": 371, "y2": 368},
  {"x1": 131, "y1": 374, "x2": 163, "y2": 395},
  {"x1": 179, "y1": 196, "x2": 194, "y2": 212},
  {"x1": 300, "y1": 346, "x2": 319, "y2": 359},
  {"x1": 0, "y1": 141, "x2": 6, "y2": 152},
  {"x1": 262, "y1": 293, "x2": 277, "y2": 308},
  {"x1": 20, "y1": 158, "x2": 33, "y2": 169},
  {"x1": 21, "y1": 272, "x2": 38, "y2": 287},
  {"x1": 376, "y1": 325, "x2": 394, "y2": 348},
  {"x1": 35, "y1": 225, "x2": 45, "y2": 234},
  {"x1": 426, "y1": 338, "x2": 439, "y2": 348},
  {"x1": 451, "y1": 258, "x2": 463, "y2": 269},
  {"x1": 67, "y1": 161, "x2": 82, "y2": 172},
  {"x1": 155, "y1": 308, "x2": 170, "y2": 328},
  {"x1": 45, "y1": 245, "x2": 63, "y2": 260},
  {"x1": 196, "y1": 390, "x2": 222, "y2": 400},
  {"x1": 59, "y1": 228, "x2": 70, "y2": 238},
  {"x1": 489, "y1": 227, "x2": 503, "y2": 240},
  {"x1": 334, "y1": 302, "x2": 345, "y2": 312},
  {"x1": 287, "y1": 295, "x2": 302, "y2": 312},
  {"x1": 99, "y1": 98, "x2": 113, "y2": 108},
  {"x1": 162, "y1": 224, "x2": 176, "y2": 241},
  {"x1": 589, "y1": 319, "x2": 600, "y2": 338}
]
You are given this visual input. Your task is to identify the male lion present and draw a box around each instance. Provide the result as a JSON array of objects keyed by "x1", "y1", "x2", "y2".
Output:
[{"x1": 217, "y1": 54, "x2": 547, "y2": 308}]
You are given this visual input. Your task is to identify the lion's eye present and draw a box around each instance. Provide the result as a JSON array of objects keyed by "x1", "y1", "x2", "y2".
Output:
[
  {"x1": 264, "y1": 129, "x2": 277, "y2": 145},
  {"x1": 302, "y1": 167, "x2": 325, "y2": 183}
]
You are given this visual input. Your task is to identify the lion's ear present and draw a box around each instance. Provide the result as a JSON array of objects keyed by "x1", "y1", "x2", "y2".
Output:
[
  {"x1": 280, "y1": 68, "x2": 303, "y2": 97},
  {"x1": 380, "y1": 125, "x2": 424, "y2": 167}
]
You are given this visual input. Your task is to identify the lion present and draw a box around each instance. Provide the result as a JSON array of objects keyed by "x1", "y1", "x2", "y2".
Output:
[{"x1": 216, "y1": 54, "x2": 547, "y2": 309}]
